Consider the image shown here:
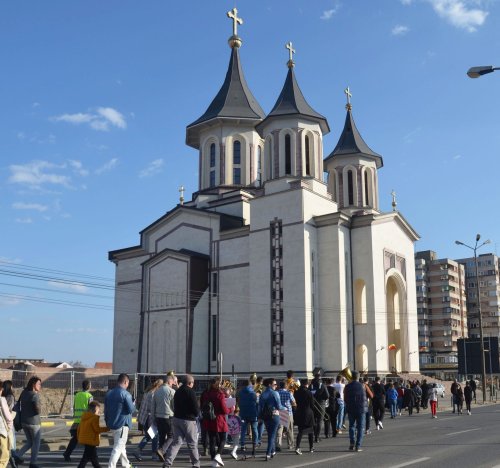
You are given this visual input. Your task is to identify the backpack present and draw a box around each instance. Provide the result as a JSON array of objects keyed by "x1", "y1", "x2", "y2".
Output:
[
  {"x1": 259, "y1": 399, "x2": 274, "y2": 420},
  {"x1": 201, "y1": 400, "x2": 216, "y2": 421},
  {"x1": 328, "y1": 391, "x2": 339, "y2": 413}
]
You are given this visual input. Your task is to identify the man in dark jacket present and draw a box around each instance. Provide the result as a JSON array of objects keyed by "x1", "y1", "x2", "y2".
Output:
[
  {"x1": 234, "y1": 379, "x2": 259, "y2": 458},
  {"x1": 371, "y1": 376, "x2": 386, "y2": 430},
  {"x1": 310, "y1": 370, "x2": 329, "y2": 443},
  {"x1": 420, "y1": 380, "x2": 429, "y2": 409},
  {"x1": 163, "y1": 374, "x2": 200, "y2": 468},
  {"x1": 344, "y1": 371, "x2": 367, "y2": 451}
]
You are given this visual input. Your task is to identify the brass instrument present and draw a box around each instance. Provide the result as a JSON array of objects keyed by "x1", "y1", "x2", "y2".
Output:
[
  {"x1": 339, "y1": 365, "x2": 353, "y2": 382},
  {"x1": 221, "y1": 379, "x2": 235, "y2": 392},
  {"x1": 254, "y1": 382, "x2": 264, "y2": 394},
  {"x1": 285, "y1": 378, "x2": 300, "y2": 393},
  {"x1": 166, "y1": 370, "x2": 176, "y2": 378},
  {"x1": 249, "y1": 372, "x2": 257, "y2": 385},
  {"x1": 312, "y1": 395, "x2": 330, "y2": 422}
]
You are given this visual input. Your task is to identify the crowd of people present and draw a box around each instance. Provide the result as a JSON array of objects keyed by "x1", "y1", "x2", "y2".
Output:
[{"x1": 0, "y1": 371, "x2": 479, "y2": 468}]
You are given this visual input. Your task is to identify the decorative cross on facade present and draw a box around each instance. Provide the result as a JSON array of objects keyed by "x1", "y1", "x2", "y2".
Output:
[
  {"x1": 286, "y1": 42, "x2": 296, "y2": 62},
  {"x1": 391, "y1": 189, "x2": 397, "y2": 211},
  {"x1": 227, "y1": 8, "x2": 243, "y2": 36},
  {"x1": 344, "y1": 86, "x2": 352, "y2": 109},
  {"x1": 179, "y1": 185, "x2": 185, "y2": 205}
]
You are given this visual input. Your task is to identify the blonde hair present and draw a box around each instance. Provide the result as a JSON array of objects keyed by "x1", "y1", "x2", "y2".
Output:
[{"x1": 146, "y1": 379, "x2": 164, "y2": 393}]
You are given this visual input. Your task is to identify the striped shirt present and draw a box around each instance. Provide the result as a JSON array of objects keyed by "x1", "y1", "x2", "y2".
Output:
[{"x1": 278, "y1": 389, "x2": 295, "y2": 415}]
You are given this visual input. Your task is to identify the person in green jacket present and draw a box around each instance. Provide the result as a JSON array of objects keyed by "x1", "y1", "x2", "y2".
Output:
[{"x1": 63, "y1": 380, "x2": 93, "y2": 462}]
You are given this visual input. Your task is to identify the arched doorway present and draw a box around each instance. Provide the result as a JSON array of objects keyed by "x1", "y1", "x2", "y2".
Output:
[{"x1": 386, "y1": 274, "x2": 406, "y2": 372}]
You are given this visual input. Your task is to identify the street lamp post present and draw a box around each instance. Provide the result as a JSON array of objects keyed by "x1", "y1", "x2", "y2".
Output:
[
  {"x1": 467, "y1": 66, "x2": 500, "y2": 78},
  {"x1": 455, "y1": 234, "x2": 491, "y2": 404}
]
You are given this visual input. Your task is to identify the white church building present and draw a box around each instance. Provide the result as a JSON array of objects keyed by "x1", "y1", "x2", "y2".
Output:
[{"x1": 109, "y1": 9, "x2": 420, "y2": 376}]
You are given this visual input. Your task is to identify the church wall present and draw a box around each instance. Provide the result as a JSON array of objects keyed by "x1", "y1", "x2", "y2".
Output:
[
  {"x1": 218, "y1": 235, "x2": 249, "y2": 268},
  {"x1": 191, "y1": 289, "x2": 210, "y2": 373},
  {"x1": 317, "y1": 224, "x2": 351, "y2": 372},
  {"x1": 113, "y1": 254, "x2": 148, "y2": 374}
]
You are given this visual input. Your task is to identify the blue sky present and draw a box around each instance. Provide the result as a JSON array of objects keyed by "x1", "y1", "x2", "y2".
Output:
[{"x1": 1, "y1": 0, "x2": 499, "y2": 365}]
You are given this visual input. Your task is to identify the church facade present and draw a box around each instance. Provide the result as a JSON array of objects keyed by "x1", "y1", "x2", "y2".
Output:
[{"x1": 109, "y1": 10, "x2": 420, "y2": 376}]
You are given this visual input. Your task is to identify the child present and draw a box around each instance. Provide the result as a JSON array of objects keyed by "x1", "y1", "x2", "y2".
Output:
[{"x1": 77, "y1": 401, "x2": 109, "y2": 467}]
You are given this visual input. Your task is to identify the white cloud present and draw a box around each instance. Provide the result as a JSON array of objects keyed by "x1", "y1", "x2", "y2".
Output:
[
  {"x1": 8, "y1": 160, "x2": 71, "y2": 190},
  {"x1": 32, "y1": 102, "x2": 40, "y2": 108},
  {"x1": 139, "y1": 159, "x2": 164, "y2": 178},
  {"x1": 12, "y1": 202, "x2": 49, "y2": 212},
  {"x1": 0, "y1": 298, "x2": 22, "y2": 308},
  {"x1": 320, "y1": 9, "x2": 336, "y2": 20},
  {"x1": 392, "y1": 24, "x2": 410, "y2": 35},
  {"x1": 95, "y1": 158, "x2": 119, "y2": 175},
  {"x1": 427, "y1": 0, "x2": 488, "y2": 31},
  {"x1": 51, "y1": 107, "x2": 127, "y2": 132},
  {"x1": 401, "y1": 0, "x2": 413, "y2": 4},
  {"x1": 15, "y1": 217, "x2": 33, "y2": 224},
  {"x1": 17, "y1": 132, "x2": 26, "y2": 140},
  {"x1": 68, "y1": 160, "x2": 89, "y2": 177},
  {"x1": 48, "y1": 281, "x2": 89, "y2": 293},
  {"x1": 453, "y1": 154, "x2": 462, "y2": 159}
]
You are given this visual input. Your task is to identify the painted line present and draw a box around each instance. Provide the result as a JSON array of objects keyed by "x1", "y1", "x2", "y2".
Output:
[
  {"x1": 66, "y1": 421, "x2": 74, "y2": 426},
  {"x1": 387, "y1": 457, "x2": 431, "y2": 468},
  {"x1": 445, "y1": 428, "x2": 480, "y2": 436},
  {"x1": 41, "y1": 426, "x2": 62, "y2": 436},
  {"x1": 40, "y1": 421, "x2": 55, "y2": 427},
  {"x1": 283, "y1": 453, "x2": 355, "y2": 468}
]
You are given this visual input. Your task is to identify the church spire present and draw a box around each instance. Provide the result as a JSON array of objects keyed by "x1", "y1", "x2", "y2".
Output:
[
  {"x1": 324, "y1": 88, "x2": 383, "y2": 168},
  {"x1": 256, "y1": 43, "x2": 329, "y2": 135},
  {"x1": 186, "y1": 9, "x2": 265, "y2": 149}
]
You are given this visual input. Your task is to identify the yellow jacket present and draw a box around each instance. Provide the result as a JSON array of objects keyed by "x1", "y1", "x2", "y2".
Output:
[{"x1": 77, "y1": 411, "x2": 108, "y2": 446}]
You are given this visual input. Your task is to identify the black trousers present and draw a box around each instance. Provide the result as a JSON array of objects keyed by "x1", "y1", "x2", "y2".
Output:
[
  {"x1": 296, "y1": 430, "x2": 313, "y2": 450},
  {"x1": 156, "y1": 417, "x2": 173, "y2": 451},
  {"x1": 208, "y1": 431, "x2": 226, "y2": 460},
  {"x1": 324, "y1": 408, "x2": 337, "y2": 437},
  {"x1": 77, "y1": 445, "x2": 100, "y2": 468},
  {"x1": 372, "y1": 398, "x2": 385, "y2": 425},
  {"x1": 313, "y1": 402, "x2": 326, "y2": 441},
  {"x1": 64, "y1": 425, "x2": 79, "y2": 457}
]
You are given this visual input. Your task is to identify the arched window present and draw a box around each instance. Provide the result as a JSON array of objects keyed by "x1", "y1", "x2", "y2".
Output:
[
  {"x1": 266, "y1": 139, "x2": 273, "y2": 179},
  {"x1": 305, "y1": 135, "x2": 311, "y2": 176},
  {"x1": 209, "y1": 143, "x2": 216, "y2": 188},
  {"x1": 257, "y1": 146, "x2": 262, "y2": 187},
  {"x1": 285, "y1": 134, "x2": 291, "y2": 174},
  {"x1": 347, "y1": 170, "x2": 354, "y2": 205},
  {"x1": 233, "y1": 140, "x2": 241, "y2": 184},
  {"x1": 364, "y1": 171, "x2": 369, "y2": 206},
  {"x1": 233, "y1": 140, "x2": 241, "y2": 164}
]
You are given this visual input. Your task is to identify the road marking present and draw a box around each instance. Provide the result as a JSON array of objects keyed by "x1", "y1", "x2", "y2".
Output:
[
  {"x1": 445, "y1": 428, "x2": 480, "y2": 436},
  {"x1": 41, "y1": 426, "x2": 61, "y2": 436},
  {"x1": 388, "y1": 457, "x2": 430, "y2": 468},
  {"x1": 40, "y1": 421, "x2": 55, "y2": 427},
  {"x1": 282, "y1": 453, "x2": 355, "y2": 468}
]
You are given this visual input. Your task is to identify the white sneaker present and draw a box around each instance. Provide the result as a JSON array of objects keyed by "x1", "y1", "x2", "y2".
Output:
[
  {"x1": 214, "y1": 454, "x2": 224, "y2": 466},
  {"x1": 231, "y1": 445, "x2": 238, "y2": 460},
  {"x1": 376, "y1": 425, "x2": 380, "y2": 431},
  {"x1": 379, "y1": 421, "x2": 383, "y2": 429}
]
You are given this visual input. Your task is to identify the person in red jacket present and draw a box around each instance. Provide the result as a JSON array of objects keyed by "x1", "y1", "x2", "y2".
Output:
[{"x1": 200, "y1": 377, "x2": 230, "y2": 468}]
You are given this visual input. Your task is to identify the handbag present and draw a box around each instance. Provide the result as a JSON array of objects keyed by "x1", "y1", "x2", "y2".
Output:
[{"x1": 13, "y1": 398, "x2": 22, "y2": 432}]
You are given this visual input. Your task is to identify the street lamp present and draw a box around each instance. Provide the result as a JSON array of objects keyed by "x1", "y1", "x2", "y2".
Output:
[
  {"x1": 467, "y1": 66, "x2": 500, "y2": 78},
  {"x1": 455, "y1": 234, "x2": 491, "y2": 403}
]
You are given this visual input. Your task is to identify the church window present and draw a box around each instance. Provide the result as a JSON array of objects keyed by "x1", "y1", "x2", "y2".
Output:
[
  {"x1": 364, "y1": 171, "x2": 369, "y2": 206},
  {"x1": 347, "y1": 170, "x2": 354, "y2": 205},
  {"x1": 285, "y1": 134, "x2": 292, "y2": 174},
  {"x1": 210, "y1": 143, "x2": 216, "y2": 168},
  {"x1": 266, "y1": 139, "x2": 273, "y2": 179},
  {"x1": 233, "y1": 168, "x2": 241, "y2": 185},
  {"x1": 257, "y1": 146, "x2": 262, "y2": 186},
  {"x1": 209, "y1": 170, "x2": 216, "y2": 188},
  {"x1": 305, "y1": 135, "x2": 311, "y2": 176},
  {"x1": 211, "y1": 315, "x2": 217, "y2": 361},
  {"x1": 233, "y1": 140, "x2": 241, "y2": 164}
]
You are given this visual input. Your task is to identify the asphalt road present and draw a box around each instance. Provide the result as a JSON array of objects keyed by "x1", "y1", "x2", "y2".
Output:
[{"x1": 28, "y1": 403, "x2": 500, "y2": 467}]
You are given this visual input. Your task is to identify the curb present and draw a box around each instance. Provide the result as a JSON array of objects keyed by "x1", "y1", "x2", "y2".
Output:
[{"x1": 41, "y1": 434, "x2": 143, "y2": 452}]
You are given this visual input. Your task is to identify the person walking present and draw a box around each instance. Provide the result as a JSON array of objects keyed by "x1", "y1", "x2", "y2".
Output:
[
  {"x1": 310, "y1": 371, "x2": 329, "y2": 443},
  {"x1": 276, "y1": 381, "x2": 295, "y2": 451},
  {"x1": 451, "y1": 379, "x2": 458, "y2": 413},
  {"x1": 324, "y1": 379, "x2": 339, "y2": 439},
  {"x1": 363, "y1": 378, "x2": 374, "y2": 435},
  {"x1": 420, "y1": 380, "x2": 429, "y2": 410},
  {"x1": 464, "y1": 381, "x2": 473, "y2": 415},
  {"x1": 371, "y1": 377, "x2": 386, "y2": 430},
  {"x1": 133, "y1": 379, "x2": 163, "y2": 462},
  {"x1": 258, "y1": 378, "x2": 285, "y2": 461},
  {"x1": 429, "y1": 383, "x2": 438, "y2": 418},
  {"x1": 234, "y1": 379, "x2": 259, "y2": 459},
  {"x1": 455, "y1": 383, "x2": 464, "y2": 415},
  {"x1": 469, "y1": 379, "x2": 477, "y2": 403},
  {"x1": 0, "y1": 384, "x2": 13, "y2": 468},
  {"x1": 1, "y1": 380, "x2": 17, "y2": 468},
  {"x1": 332, "y1": 376, "x2": 346, "y2": 434},
  {"x1": 76, "y1": 401, "x2": 109, "y2": 468},
  {"x1": 293, "y1": 380, "x2": 315, "y2": 455},
  {"x1": 104, "y1": 373, "x2": 135, "y2": 468},
  {"x1": 64, "y1": 380, "x2": 94, "y2": 462},
  {"x1": 200, "y1": 377, "x2": 230, "y2": 468},
  {"x1": 386, "y1": 383, "x2": 398, "y2": 419},
  {"x1": 402, "y1": 384, "x2": 416, "y2": 416},
  {"x1": 344, "y1": 371, "x2": 367, "y2": 452},
  {"x1": 163, "y1": 375, "x2": 200, "y2": 468},
  {"x1": 413, "y1": 382, "x2": 422, "y2": 414},
  {"x1": 12, "y1": 376, "x2": 42, "y2": 468},
  {"x1": 153, "y1": 374, "x2": 176, "y2": 462}
]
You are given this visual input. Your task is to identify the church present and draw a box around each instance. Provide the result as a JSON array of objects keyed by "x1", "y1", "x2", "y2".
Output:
[{"x1": 109, "y1": 9, "x2": 420, "y2": 377}]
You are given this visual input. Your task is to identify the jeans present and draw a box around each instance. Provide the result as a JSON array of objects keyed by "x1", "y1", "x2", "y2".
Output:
[
  {"x1": 156, "y1": 417, "x2": 173, "y2": 453},
  {"x1": 16, "y1": 423, "x2": 41, "y2": 464},
  {"x1": 263, "y1": 415, "x2": 280, "y2": 456},
  {"x1": 164, "y1": 418, "x2": 200, "y2": 468},
  {"x1": 239, "y1": 419, "x2": 258, "y2": 448},
  {"x1": 257, "y1": 420, "x2": 265, "y2": 444},
  {"x1": 389, "y1": 399, "x2": 398, "y2": 418},
  {"x1": 137, "y1": 421, "x2": 158, "y2": 453},
  {"x1": 336, "y1": 401, "x2": 345, "y2": 430},
  {"x1": 347, "y1": 412, "x2": 366, "y2": 449},
  {"x1": 108, "y1": 426, "x2": 130, "y2": 468}
]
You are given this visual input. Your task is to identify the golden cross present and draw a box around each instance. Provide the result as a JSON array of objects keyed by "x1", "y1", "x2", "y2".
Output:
[
  {"x1": 286, "y1": 42, "x2": 296, "y2": 62},
  {"x1": 227, "y1": 8, "x2": 243, "y2": 36}
]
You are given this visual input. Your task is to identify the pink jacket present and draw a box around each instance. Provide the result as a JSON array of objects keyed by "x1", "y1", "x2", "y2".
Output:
[{"x1": 0, "y1": 396, "x2": 13, "y2": 431}]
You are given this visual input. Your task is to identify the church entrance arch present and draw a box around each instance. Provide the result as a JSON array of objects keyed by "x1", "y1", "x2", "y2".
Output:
[
  {"x1": 386, "y1": 272, "x2": 407, "y2": 373},
  {"x1": 356, "y1": 344, "x2": 368, "y2": 374}
]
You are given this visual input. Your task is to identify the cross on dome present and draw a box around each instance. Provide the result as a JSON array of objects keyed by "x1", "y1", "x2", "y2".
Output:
[
  {"x1": 227, "y1": 8, "x2": 243, "y2": 37},
  {"x1": 344, "y1": 86, "x2": 352, "y2": 110},
  {"x1": 286, "y1": 41, "x2": 296, "y2": 68}
]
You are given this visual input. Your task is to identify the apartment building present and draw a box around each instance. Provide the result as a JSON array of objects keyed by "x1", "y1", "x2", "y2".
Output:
[
  {"x1": 456, "y1": 253, "x2": 500, "y2": 339},
  {"x1": 415, "y1": 250, "x2": 468, "y2": 378}
]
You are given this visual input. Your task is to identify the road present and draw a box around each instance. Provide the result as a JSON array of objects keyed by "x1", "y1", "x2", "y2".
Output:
[{"x1": 29, "y1": 403, "x2": 500, "y2": 467}]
